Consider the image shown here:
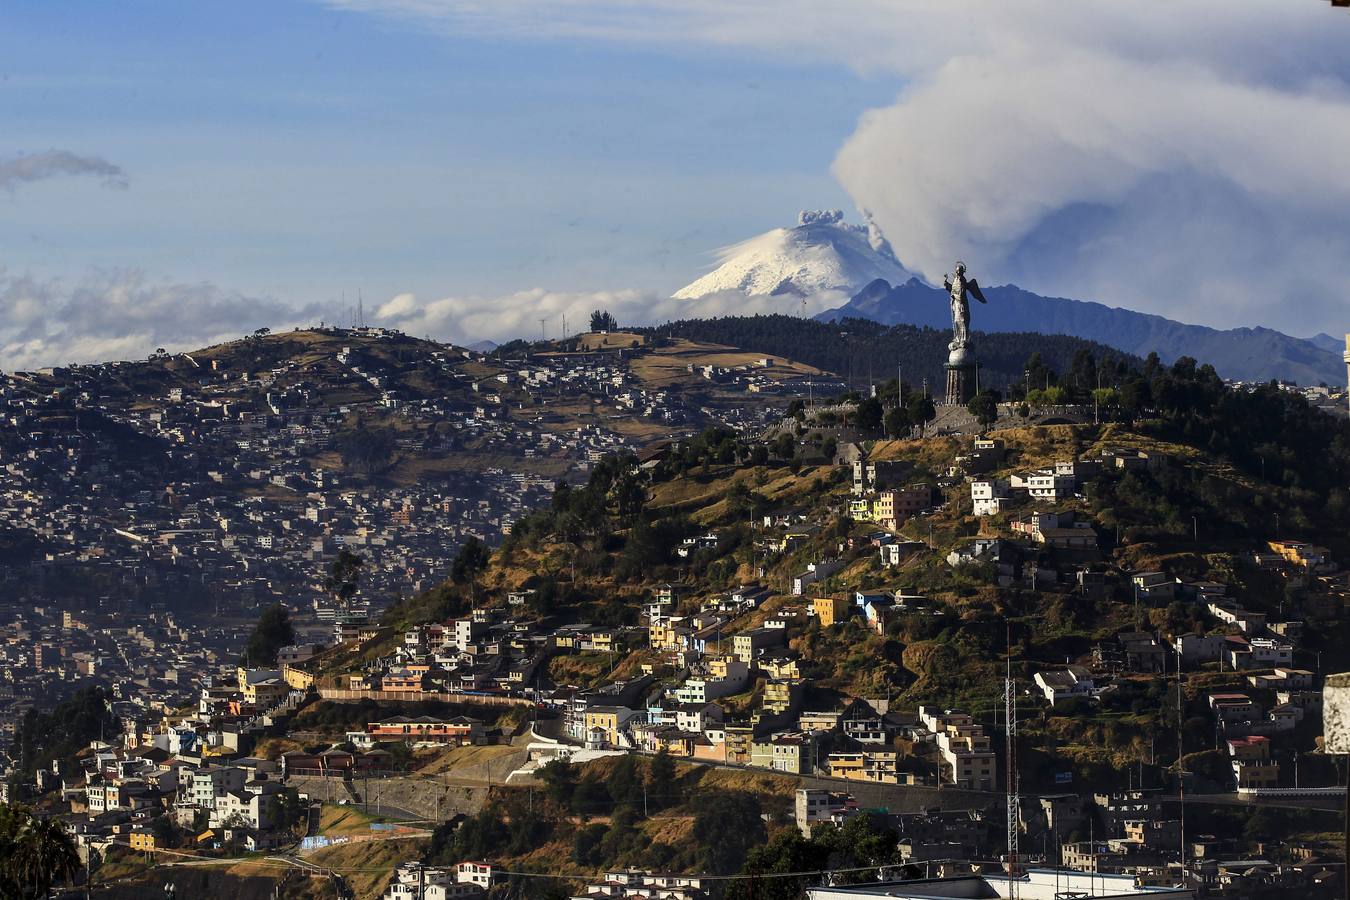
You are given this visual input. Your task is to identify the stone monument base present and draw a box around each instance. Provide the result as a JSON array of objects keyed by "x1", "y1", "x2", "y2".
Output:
[{"x1": 944, "y1": 362, "x2": 974, "y2": 406}]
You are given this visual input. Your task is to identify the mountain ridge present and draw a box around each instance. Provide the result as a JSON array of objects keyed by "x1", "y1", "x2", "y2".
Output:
[{"x1": 820, "y1": 277, "x2": 1346, "y2": 386}]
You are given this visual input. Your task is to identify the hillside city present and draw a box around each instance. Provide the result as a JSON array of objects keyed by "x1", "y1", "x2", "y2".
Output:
[
  {"x1": 13, "y1": 3, "x2": 1350, "y2": 899},
  {"x1": 0, "y1": 320, "x2": 1347, "y2": 900}
]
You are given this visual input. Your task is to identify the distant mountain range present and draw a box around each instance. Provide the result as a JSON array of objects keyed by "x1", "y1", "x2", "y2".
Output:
[
  {"x1": 672, "y1": 212, "x2": 1345, "y2": 386},
  {"x1": 820, "y1": 278, "x2": 1347, "y2": 387},
  {"x1": 1307, "y1": 332, "x2": 1347, "y2": 355}
]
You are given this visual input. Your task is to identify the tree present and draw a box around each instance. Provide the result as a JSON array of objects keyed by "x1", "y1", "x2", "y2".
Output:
[
  {"x1": 537, "y1": 758, "x2": 577, "y2": 808},
  {"x1": 14, "y1": 688, "x2": 117, "y2": 777},
  {"x1": 647, "y1": 749, "x2": 678, "y2": 810},
  {"x1": 244, "y1": 603, "x2": 295, "y2": 668},
  {"x1": 451, "y1": 536, "x2": 492, "y2": 585},
  {"x1": 613, "y1": 470, "x2": 647, "y2": 524},
  {"x1": 607, "y1": 755, "x2": 644, "y2": 809},
  {"x1": 149, "y1": 815, "x2": 180, "y2": 849},
  {"x1": 589, "y1": 309, "x2": 618, "y2": 332},
  {"x1": 967, "y1": 390, "x2": 999, "y2": 427},
  {"x1": 276, "y1": 788, "x2": 308, "y2": 835},
  {"x1": 0, "y1": 808, "x2": 79, "y2": 899},
  {"x1": 727, "y1": 829, "x2": 826, "y2": 900},
  {"x1": 855, "y1": 396, "x2": 883, "y2": 431},
  {"x1": 907, "y1": 396, "x2": 936, "y2": 436},
  {"x1": 573, "y1": 823, "x2": 606, "y2": 866},
  {"x1": 325, "y1": 548, "x2": 365, "y2": 610},
  {"x1": 884, "y1": 406, "x2": 912, "y2": 439},
  {"x1": 691, "y1": 791, "x2": 765, "y2": 874}
]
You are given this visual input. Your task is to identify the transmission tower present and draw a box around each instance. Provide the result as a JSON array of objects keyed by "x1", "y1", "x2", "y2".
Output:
[{"x1": 1006, "y1": 642, "x2": 1020, "y2": 896}]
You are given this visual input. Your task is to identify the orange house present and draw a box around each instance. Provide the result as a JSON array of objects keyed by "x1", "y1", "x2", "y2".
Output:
[{"x1": 813, "y1": 596, "x2": 851, "y2": 628}]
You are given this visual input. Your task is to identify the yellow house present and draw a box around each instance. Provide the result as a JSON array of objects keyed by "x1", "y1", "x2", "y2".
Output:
[
  {"x1": 243, "y1": 679, "x2": 289, "y2": 706},
  {"x1": 723, "y1": 724, "x2": 755, "y2": 765},
  {"x1": 828, "y1": 750, "x2": 900, "y2": 784},
  {"x1": 649, "y1": 622, "x2": 687, "y2": 652},
  {"x1": 763, "y1": 680, "x2": 797, "y2": 714},
  {"x1": 282, "y1": 664, "x2": 315, "y2": 691},
  {"x1": 813, "y1": 596, "x2": 851, "y2": 628},
  {"x1": 762, "y1": 656, "x2": 802, "y2": 681},
  {"x1": 583, "y1": 706, "x2": 634, "y2": 747},
  {"x1": 706, "y1": 655, "x2": 739, "y2": 679},
  {"x1": 129, "y1": 829, "x2": 159, "y2": 852},
  {"x1": 1268, "y1": 540, "x2": 1330, "y2": 569},
  {"x1": 647, "y1": 729, "x2": 697, "y2": 757}
]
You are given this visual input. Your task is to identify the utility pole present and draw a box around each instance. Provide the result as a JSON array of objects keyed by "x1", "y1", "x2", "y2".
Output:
[{"x1": 1177, "y1": 644, "x2": 1186, "y2": 887}]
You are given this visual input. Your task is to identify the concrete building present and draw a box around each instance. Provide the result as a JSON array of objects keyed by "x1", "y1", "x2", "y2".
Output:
[
  {"x1": 807, "y1": 872, "x2": 1193, "y2": 900},
  {"x1": 795, "y1": 788, "x2": 859, "y2": 836},
  {"x1": 813, "y1": 596, "x2": 852, "y2": 628}
]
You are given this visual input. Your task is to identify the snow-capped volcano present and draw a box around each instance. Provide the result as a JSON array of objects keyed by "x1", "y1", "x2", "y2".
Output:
[{"x1": 673, "y1": 209, "x2": 912, "y2": 300}]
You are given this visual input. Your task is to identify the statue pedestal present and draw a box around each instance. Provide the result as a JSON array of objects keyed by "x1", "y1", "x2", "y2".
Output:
[{"x1": 944, "y1": 362, "x2": 974, "y2": 407}]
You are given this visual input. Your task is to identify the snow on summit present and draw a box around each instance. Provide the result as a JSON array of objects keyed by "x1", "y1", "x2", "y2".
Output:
[{"x1": 672, "y1": 210, "x2": 911, "y2": 301}]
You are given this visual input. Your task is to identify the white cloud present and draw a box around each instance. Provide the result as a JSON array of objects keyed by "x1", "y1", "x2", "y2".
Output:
[
  {"x1": 317, "y1": 0, "x2": 1350, "y2": 334},
  {"x1": 831, "y1": 51, "x2": 1350, "y2": 330},
  {"x1": 374, "y1": 286, "x2": 845, "y2": 344},
  {"x1": 0, "y1": 150, "x2": 128, "y2": 192},
  {"x1": 0, "y1": 269, "x2": 328, "y2": 371}
]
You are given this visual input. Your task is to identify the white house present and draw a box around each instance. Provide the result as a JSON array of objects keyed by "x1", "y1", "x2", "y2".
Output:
[
  {"x1": 1034, "y1": 667, "x2": 1096, "y2": 704},
  {"x1": 1014, "y1": 469, "x2": 1076, "y2": 502},
  {"x1": 792, "y1": 560, "x2": 843, "y2": 595},
  {"x1": 970, "y1": 479, "x2": 1012, "y2": 516}
]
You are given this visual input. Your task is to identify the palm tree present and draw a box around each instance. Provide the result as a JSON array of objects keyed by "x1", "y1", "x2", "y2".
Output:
[{"x1": 15, "y1": 815, "x2": 79, "y2": 899}]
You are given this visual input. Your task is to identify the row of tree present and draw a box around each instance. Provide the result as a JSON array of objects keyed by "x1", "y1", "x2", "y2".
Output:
[
  {"x1": 0, "y1": 807, "x2": 80, "y2": 899},
  {"x1": 646, "y1": 314, "x2": 1138, "y2": 392},
  {"x1": 14, "y1": 687, "x2": 118, "y2": 777}
]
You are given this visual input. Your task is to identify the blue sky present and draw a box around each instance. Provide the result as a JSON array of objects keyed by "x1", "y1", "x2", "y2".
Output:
[
  {"x1": 3, "y1": 0, "x2": 1350, "y2": 366},
  {"x1": 0, "y1": 0, "x2": 896, "y2": 303}
]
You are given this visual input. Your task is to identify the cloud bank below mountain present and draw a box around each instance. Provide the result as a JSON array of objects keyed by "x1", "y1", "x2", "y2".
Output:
[
  {"x1": 375, "y1": 286, "x2": 850, "y2": 346},
  {"x1": 0, "y1": 269, "x2": 326, "y2": 371}
]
